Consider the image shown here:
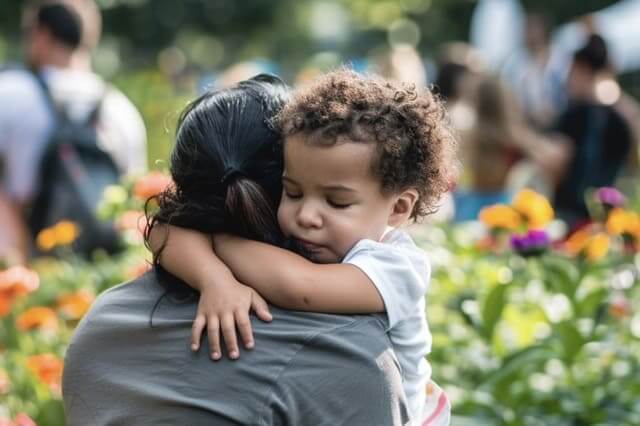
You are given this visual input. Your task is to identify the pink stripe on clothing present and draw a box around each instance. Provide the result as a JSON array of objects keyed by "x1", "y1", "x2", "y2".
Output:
[{"x1": 422, "y1": 393, "x2": 449, "y2": 426}]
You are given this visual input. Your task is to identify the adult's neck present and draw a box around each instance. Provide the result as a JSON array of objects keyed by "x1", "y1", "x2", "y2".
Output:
[{"x1": 35, "y1": 44, "x2": 75, "y2": 70}]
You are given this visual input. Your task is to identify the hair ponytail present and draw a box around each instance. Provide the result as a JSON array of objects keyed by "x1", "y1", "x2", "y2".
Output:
[{"x1": 224, "y1": 178, "x2": 282, "y2": 246}]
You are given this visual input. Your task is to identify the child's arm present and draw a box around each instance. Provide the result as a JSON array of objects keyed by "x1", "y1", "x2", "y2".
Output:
[
  {"x1": 212, "y1": 234, "x2": 385, "y2": 313},
  {"x1": 147, "y1": 224, "x2": 272, "y2": 360}
]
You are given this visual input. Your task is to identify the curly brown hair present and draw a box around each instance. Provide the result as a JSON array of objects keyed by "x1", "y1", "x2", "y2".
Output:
[{"x1": 277, "y1": 69, "x2": 458, "y2": 219}]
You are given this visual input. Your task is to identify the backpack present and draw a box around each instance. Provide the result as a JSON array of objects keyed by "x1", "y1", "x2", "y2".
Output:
[{"x1": 27, "y1": 72, "x2": 123, "y2": 256}]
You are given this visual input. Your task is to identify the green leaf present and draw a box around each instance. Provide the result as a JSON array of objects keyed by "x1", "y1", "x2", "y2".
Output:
[
  {"x1": 576, "y1": 289, "x2": 607, "y2": 318},
  {"x1": 542, "y1": 256, "x2": 580, "y2": 301},
  {"x1": 554, "y1": 321, "x2": 585, "y2": 364},
  {"x1": 481, "y1": 345, "x2": 555, "y2": 396},
  {"x1": 481, "y1": 284, "x2": 508, "y2": 341}
]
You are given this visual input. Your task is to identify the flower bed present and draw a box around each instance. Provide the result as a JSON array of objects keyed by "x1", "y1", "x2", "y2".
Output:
[{"x1": 1, "y1": 180, "x2": 639, "y2": 425}]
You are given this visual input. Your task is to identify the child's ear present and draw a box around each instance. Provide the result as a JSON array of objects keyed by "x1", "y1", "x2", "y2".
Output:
[{"x1": 388, "y1": 189, "x2": 419, "y2": 227}]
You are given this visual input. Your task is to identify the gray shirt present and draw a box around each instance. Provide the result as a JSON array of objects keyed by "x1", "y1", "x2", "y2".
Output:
[{"x1": 62, "y1": 270, "x2": 410, "y2": 425}]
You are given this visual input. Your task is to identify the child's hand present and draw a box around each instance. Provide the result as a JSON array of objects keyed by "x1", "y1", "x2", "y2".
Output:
[{"x1": 191, "y1": 278, "x2": 272, "y2": 361}]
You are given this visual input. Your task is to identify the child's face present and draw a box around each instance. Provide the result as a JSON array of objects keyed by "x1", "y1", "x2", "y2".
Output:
[{"x1": 277, "y1": 135, "x2": 398, "y2": 263}]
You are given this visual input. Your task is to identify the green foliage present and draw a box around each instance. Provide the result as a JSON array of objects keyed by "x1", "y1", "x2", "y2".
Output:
[{"x1": 416, "y1": 226, "x2": 640, "y2": 425}]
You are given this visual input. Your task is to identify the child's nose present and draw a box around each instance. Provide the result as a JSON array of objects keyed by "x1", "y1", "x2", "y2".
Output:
[{"x1": 296, "y1": 202, "x2": 322, "y2": 229}]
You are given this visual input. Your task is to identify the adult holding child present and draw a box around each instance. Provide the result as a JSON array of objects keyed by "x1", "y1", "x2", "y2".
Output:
[
  {"x1": 151, "y1": 70, "x2": 456, "y2": 425},
  {"x1": 63, "y1": 75, "x2": 412, "y2": 425}
]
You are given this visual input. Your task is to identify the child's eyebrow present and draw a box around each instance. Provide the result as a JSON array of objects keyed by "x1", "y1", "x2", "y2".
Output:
[{"x1": 321, "y1": 184, "x2": 356, "y2": 193}]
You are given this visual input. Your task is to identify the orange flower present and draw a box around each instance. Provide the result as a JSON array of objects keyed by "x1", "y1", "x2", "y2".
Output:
[
  {"x1": 585, "y1": 233, "x2": 610, "y2": 261},
  {"x1": 53, "y1": 220, "x2": 79, "y2": 246},
  {"x1": 25, "y1": 354, "x2": 63, "y2": 395},
  {"x1": 479, "y1": 205, "x2": 521, "y2": 230},
  {"x1": 564, "y1": 227, "x2": 591, "y2": 256},
  {"x1": 133, "y1": 172, "x2": 172, "y2": 200},
  {"x1": 0, "y1": 266, "x2": 40, "y2": 317},
  {"x1": 512, "y1": 189, "x2": 554, "y2": 229},
  {"x1": 57, "y1": 290, "x2": 94, "y2": 320},
  {"x1": 36, "y1": 227, "x2": 57, "y2": 251},
  {"x1": 16, "y1": 307, "x2": 58, "y2": 332},
  {"x1": 564, "y1": 226, "x2": 610, "y2": 261}
]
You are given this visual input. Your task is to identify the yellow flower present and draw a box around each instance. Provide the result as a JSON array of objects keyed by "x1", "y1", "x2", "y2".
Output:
[
  {"x1": 512, "y1": 189, "x2": 554, "y2": 229},
  {"x1": 52, "y1": 220, "x2": 79, "y2": 246},
  {"x1": 57, "y1": 290, "x2": 94, "y2": 320},
  {"x1": 606, "y1": 208, "x2": 640, "y2": 236},
  {"x1": 36, "y1": 228, "x2": 57, "y2": 252},
  {"x1": 585, "y1": 233, "x2": 609, "y2": 261},
  {"x1": 479, "y1": 205, "x2": 521, "y2": 230},
  {"x1": 16, "y1": 306, "x2": 59, "y2": 332}
]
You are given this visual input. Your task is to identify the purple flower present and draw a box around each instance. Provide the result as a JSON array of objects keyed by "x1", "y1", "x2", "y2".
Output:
[
  {"x1": 510, "y1": 230, "x2": 550, "y2": 256},
  {"x1": 595, "y1": 187, "x2": 625, "y2": 207}
]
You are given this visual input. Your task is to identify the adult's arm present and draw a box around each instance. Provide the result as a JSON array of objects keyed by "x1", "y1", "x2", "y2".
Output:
[
  {"x1": 0, "y1": 189, "x2": 28, "y2": 264},
  {"x1": 509, "y1": 122, "x2": 573, "y2": 186}
]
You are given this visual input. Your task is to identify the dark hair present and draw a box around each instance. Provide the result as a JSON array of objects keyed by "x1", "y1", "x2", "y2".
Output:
[
  {"x1": 36, "y1": 3, "x2": 82, "y2": 49},
  {"x1": 433, "y1": 62, "x2": 469, "y2": 101},
  {"x1": 277, "y1": 69, "x2": 458, "y2": 219},
  {"x1": 145, "y1": 74, "x2": 290, "y2": 270},
  {"x1": 573, "y1": 34, "x2": 608, "y2": 72}
]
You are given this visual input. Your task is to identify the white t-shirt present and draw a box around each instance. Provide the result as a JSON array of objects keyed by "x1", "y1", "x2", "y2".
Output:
[
  {"x1": 0, "y1": 66, "x2": 147, "y2": 203},
  {"x1": 343, "y1": 228, "x2": 432, "y2": 424}
]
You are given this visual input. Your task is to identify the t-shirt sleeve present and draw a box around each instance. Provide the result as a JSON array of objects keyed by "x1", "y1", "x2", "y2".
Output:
[
  {"x1": 343, "y1": 237, "x2": 430, "y2": 328},
  {"x1": 263, "y1": 319, "x2": 410, "y2": 426},
  {"x1": 0, "y1": 72, "x2": 52, "y2": 202}
]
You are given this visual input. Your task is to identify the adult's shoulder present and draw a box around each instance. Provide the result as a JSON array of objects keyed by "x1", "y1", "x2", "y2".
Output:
[
  {"x1": 0, "y1": 68, "x2": 38, "y2": 94},
  {"x1": 0, "y1": 69, "x2": 43, "y2": 116}
]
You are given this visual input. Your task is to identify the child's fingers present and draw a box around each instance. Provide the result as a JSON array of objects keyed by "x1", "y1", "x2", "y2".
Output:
[
  {"x1": 235, "y1": 311, "x2": 254, "y2": 350},
  {"x1": 191, "y1": 314, "x2": 206, "y2": 351},
  {"x1": 207, "y1": 315, "x2": 221, "y2": 361},
  {"x1": 221, "y1": 314, "x2": 239, "y2": 360},
  {"x1": 251, "y1": 293, "x2": 272, "y2": 322}
]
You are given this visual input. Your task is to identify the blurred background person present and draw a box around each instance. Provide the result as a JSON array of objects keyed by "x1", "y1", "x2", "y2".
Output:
[
  {"x1": 0, "y1": 0, "x2": 147, "y2": 260},
  {"x1": 501, "y1": 11, "x2": 567, "y2": 129},
  {"x1": 553, "y1": 34, "x2": 633, "y2": 227}
]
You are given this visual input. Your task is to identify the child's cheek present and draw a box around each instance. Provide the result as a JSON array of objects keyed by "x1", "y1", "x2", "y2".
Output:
[{"x1": 276, "y1": 202, "x2": 291, "y2": 236}]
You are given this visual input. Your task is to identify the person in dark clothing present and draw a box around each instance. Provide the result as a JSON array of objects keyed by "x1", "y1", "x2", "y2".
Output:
[{"x1": 553, "y1": 34, "x2": 632, "y2": 226}]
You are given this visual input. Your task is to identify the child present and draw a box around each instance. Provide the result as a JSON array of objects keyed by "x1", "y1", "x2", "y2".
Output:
[{"x1": 153, "y1": 70, "x2": 457, "y2": 425}]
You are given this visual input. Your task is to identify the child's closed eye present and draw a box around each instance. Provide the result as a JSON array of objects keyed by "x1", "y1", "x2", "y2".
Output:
[
  {"x1": 327, "y1": 199, "x2": 352, "y2": 209},
  {"x1": 284, "y1": 191, "x2": 302, "y2": 200}
]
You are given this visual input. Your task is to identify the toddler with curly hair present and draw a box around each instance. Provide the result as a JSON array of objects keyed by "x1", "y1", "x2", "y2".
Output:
[{"x1": 153, "y1": 70, "x2": 457, "y2": 425}]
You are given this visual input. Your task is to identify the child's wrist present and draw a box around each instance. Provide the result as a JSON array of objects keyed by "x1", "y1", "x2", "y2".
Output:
[{"x1": 192, "y1": 262, "x2": 233, "y2": 291}]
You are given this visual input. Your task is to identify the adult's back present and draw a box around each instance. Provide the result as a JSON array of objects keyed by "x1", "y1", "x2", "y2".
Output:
[
  {"x1": 62, "y1": 270, "x2": 409, "y2": 425},
  {"x1": 553, "y1": 100, "x2": 631, "y2": 222}
]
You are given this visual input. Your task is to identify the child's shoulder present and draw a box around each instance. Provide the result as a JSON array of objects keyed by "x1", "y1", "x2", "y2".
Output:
[{"x1": 344, "y1": 228, "x2": 429, "y2": 274}]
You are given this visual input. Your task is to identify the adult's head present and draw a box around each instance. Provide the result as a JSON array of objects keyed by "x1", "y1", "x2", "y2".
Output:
[
  {"x1": 146, "y1": 74, "x2": 290, "y2": 263},
  {"x1": 567, "y1": 34, "x2": 610, "y2": 100},
  {"x1": 22, "y1": 0, "x2": 101, "y2": 70}
]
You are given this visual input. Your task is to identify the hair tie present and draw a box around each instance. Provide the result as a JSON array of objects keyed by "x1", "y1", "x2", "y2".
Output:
[{"x1": 220, "y1": 167, "x2": 244, "y2": 186}]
